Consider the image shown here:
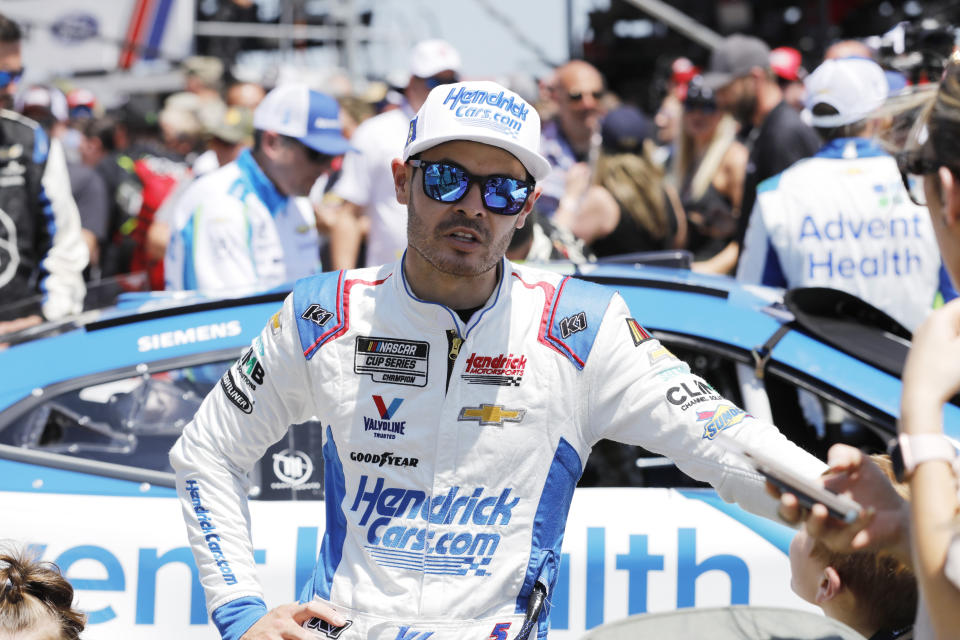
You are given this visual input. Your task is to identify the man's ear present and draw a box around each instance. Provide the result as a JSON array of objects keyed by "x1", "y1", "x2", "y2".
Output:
[
  {"x1": 391, "y1": 158, "x2": 410, "y2": 205},
  {"x1": 939, "y1": 166, "x2": 960, "y2": 226},
  {"x1": 815, "y1": 566, "x2": 843, "y2": 604},
  {"x1": 259, "y1": 130, "x2": 281, "y2": 159},
  {"x1": 515, "y1": 185, "x2": 542, "y2": 230}
]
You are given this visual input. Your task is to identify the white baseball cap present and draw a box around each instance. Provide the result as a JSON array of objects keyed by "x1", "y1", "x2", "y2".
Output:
[
  {"x1": 253, "y1": 83, "x2": 353, "y2": 155},
  {"x1": 805, "y1": 57, "x2": 888, "y2": 127},
  {"x1": 402, "y1": 80, "x2": 551, "y2": 181},
  {"x1": 409, "y1": 39, "x2": 462, "y2": 79}
]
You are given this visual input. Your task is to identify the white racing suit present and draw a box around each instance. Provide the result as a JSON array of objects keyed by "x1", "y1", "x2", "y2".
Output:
[{"x1": 170, "y1": 257, "x2": 826, "y2": 640}]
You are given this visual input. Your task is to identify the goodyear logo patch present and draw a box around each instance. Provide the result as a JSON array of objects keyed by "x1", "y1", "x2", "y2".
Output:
[{"x1": 355, "y1": 337, "x2": 429, "y2": 387}]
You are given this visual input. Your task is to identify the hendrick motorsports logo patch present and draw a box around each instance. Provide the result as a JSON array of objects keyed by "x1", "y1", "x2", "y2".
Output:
[
  {"x1": 458, "y1": 404, "x2": 525, "y2": 427},
  {"x1": 355, "y1": 336, "x2": 429, "y2": 387},
  {"x1": 461, "y1": 352, "x2": 526, "y2": 386}
]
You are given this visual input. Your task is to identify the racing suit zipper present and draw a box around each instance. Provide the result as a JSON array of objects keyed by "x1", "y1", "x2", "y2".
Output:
[{"x1": 445, "y1": 329, "x2": 463, "y2": 391}]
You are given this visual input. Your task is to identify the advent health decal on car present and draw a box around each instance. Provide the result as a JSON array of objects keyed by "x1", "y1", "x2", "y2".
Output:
[{"x1": 2, "y1": 477, "x2": 812, "y2": 640}]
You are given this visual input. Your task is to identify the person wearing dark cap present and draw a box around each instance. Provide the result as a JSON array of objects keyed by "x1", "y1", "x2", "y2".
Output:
[
  {"x1": 703, "y1": 33, "x2": 820, "y2": 275},
  {"x1": 164, "y1": 84, "x2": 349, "y2": 291},
  {"x1": 561, "y1": 105, "x2": 685, "y2": 257}
]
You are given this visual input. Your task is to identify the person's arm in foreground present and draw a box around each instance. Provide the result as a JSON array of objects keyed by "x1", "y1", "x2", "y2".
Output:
[
  {"x1": 900, "y1": 298, "x2": 960, "y2": 638},
  {"x1": 169, "y1": 297, "x2": 343, "y2": 639}
]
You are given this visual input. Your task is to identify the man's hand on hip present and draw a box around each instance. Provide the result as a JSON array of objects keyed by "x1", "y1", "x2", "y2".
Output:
[{"x1": 241, "y1": 600, "x2": 346, "y2": 640}]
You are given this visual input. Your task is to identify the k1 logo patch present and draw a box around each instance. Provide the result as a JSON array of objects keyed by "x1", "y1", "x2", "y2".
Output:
[
  {"x1": 558, "y1": 311, "x2": 588, "y2": 339},
  {"x1": 303, "y1": 616, "x2": 352, "y2": 638},
  {"x1": 301, "y1": 304, "x2": 334, "y2": 327}
]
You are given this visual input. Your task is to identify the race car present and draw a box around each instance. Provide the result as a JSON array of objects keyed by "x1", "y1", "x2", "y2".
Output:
[{"x1": 2, "y1": 263, "x2": 954, "y2": 639}]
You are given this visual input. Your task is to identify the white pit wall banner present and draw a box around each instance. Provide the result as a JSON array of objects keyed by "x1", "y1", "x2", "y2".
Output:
[
  {"x1": 1, "y1": 0, "x2": 194, "y2": 78},
  {"x1": 2, "y1": 487, "x2": 819, "y2": 639}
]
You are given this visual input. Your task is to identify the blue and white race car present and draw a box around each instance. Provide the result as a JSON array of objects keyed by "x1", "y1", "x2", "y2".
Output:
[{"x1": 2, "y1": 264, "x2": 954, "y2": 639}]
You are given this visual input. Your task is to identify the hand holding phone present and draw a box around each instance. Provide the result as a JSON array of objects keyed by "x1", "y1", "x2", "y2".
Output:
[{"x1": 715, "y1": 433, "x2": 863, "y2": 524}]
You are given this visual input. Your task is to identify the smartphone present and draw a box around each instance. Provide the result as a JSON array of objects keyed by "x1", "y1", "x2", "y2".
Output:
[{"x1": 715, "y1": 433, "x2": 863, "y2": 524}]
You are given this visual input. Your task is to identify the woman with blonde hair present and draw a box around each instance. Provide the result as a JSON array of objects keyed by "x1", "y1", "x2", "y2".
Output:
[
  {"x1": 560, "y1": 105, "x2": 685, "y2": 257},
  {"x1": 672, "y1": 76, "x2": 748, "y2": 273}
]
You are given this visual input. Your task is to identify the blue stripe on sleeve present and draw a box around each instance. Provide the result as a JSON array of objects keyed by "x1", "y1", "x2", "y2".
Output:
[{"x1": 211, "y1": 596, "x2": 268, "y2": 640}]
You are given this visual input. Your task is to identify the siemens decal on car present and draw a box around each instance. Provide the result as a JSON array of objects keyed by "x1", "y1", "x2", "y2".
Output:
[{"x1": 137, "y1": 321, "x2": 243, "y2": 352}]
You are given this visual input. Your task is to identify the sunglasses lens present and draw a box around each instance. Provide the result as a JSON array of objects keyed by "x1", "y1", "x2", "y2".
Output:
[
  {"x1": 905, "y1": 173, "x2": 927, "y2": 206},
  {"x1": 423, "y1": 162, "x2": 468, "y2": 202},
  {"x1": 0, "y1": 70, "x2": 21, "y2": 87},
  {"x1": 483, "y1": 177, "x2": 529, "y2": 214}
]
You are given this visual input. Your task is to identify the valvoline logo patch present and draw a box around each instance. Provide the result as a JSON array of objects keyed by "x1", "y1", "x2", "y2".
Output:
[{"x1": 373, "y1": 396, "x2": 403, "y2": 420}]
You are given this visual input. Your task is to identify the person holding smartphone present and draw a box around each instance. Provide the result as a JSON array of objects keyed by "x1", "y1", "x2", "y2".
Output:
[{"x1": 780, "y1": 52, "x2": 960, "y2": 640}]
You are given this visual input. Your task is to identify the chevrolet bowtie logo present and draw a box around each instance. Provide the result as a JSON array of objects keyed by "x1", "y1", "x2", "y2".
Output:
[{"x1": 457, "y1": 404, "x2": 526, "y2": 427}]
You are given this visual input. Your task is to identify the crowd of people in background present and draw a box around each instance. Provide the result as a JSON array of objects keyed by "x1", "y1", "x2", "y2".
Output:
[
  {"x1": 1, "y1": 7, "x2": 960, "y2": 639},
  {"x1": 2, "y1": 16, "x2": 957, "y2": 332}
]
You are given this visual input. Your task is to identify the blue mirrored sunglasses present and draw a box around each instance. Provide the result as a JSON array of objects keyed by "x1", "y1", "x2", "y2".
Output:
[
  {"x1": 408, "y1": 159, "x2": 534, "y2": 215},
  {"x1": 0, "y1": 68, "x2": 23, "y2": 88}
]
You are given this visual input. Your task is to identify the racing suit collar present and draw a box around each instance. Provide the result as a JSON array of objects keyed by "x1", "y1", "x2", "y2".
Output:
[
  {"x1": 814, "y1": 137, "x2": 888, "y2": 160},
  {"x1": 236, "y1": 148, "x2": 288, "y2": 217},
  {"x1": 395, "y1": 251, "x2": 508, "y2": 338}
]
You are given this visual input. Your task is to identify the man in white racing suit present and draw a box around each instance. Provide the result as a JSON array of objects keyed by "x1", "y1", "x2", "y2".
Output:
[
  {"x1": 737, "y1": 57, "x2": 949, "y2": 331},
  {"x1": 171, "y1": 80, "x2": 826, "y2": 640}
]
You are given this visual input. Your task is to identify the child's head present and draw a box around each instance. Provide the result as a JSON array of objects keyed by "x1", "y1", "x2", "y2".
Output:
[
  {"x1": 0, "y1": 548, "x2": 85, "y2": 640},
  {"x1": 788, "y1": 454, "x2": 916, "y2": 636}
]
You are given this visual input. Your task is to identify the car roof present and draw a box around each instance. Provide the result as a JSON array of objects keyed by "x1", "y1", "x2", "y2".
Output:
[{"x1": 3, "y1": 264, "x2": 955, "y2": 439}]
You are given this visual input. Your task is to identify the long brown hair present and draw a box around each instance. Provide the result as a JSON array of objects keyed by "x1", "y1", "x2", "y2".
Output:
[
  {"x1": 594, "y1": 140, "x2": 670, "y2": 241},
  {"x1": 0, "y1": 548, "x2": 86, "y2": 639}
]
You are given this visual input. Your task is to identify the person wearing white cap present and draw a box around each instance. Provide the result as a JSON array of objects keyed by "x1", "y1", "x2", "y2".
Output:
[
  {"x1": 164, "y1": 83, "x2": 350, "y2": 291},
  {"x1": 170, "y1": 78, "x2": 826, "y2": 640},
  {"x1": 328, "y1": 39, "x2": 461, "y2": 270},
  {"x1": 737, "y1": 56, "x2": 949, "y2": 332}
]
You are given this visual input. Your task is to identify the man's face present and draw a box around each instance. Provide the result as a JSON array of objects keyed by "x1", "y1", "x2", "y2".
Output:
[
  {"x1": 401, "y1": 140, "x2": 536, "y2": 277},
  {"x1": 788, "y1": 529, "x2": 828, "y2": 604},
  {"x1": 555, "y1": 64, "x2": 604, "y2": 141},
  {"x1": 273, "y1": 137, "x2": 332, "y2": 197},
  {"x1": 714, "y1": 74, "x2": 757, "y2": 129},
  {"x1": 0, "y1": 40, "x2": 23, "y2": 110}
]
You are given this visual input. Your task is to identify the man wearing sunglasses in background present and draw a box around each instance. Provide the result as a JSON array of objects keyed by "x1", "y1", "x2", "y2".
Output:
[
  {"x1": 737, "y1": 57, "x2": 950, "y2": 332},
  {"x1": 329, "y1": 39, "x2": 461, "y2": 270},
  {"x1": 537, "y1": 59, "x2": 606, "y2": 219},
  {"x1": 164, "y1": 84, "x2": 349, "y2": 291},
  {"x1": 0, "y1": 12, "x2": 87, "y2": 336},
  {"x1": 171, "y1": 80, "x2": 828, "y2": 640}
]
